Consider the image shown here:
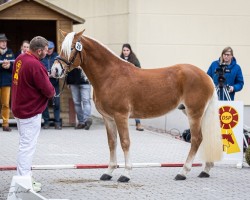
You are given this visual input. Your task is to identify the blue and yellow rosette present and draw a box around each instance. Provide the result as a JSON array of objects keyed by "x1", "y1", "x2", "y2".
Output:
[{"x1": 219, "y1": 105, "x2": 240, "y2": 154}]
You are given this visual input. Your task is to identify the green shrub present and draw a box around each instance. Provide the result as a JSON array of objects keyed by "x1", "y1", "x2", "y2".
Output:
[{"x1": 246, "y1": 146, "x2": 250, "y2": 166}]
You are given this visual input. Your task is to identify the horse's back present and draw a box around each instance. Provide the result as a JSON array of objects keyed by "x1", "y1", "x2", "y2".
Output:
[{"x1": 132, "y1": 63, "x2": 214, "y2": 98}]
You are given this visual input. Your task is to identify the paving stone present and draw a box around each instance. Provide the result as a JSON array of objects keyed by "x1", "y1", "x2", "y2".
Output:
[{"x1": 0, "y1": 118, "x2": 249, "y2": 200}]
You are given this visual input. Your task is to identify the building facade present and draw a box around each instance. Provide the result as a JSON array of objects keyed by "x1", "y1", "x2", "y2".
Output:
[{"x1": 2, "y1": 0, "x2": 248, "y2": 130}]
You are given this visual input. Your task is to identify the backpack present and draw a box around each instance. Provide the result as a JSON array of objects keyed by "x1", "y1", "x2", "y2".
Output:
[{"x1": 182, "y1": 129, "x2": 191, "y2": 143}]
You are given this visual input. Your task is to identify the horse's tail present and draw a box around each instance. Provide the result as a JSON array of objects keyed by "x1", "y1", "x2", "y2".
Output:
[{"x1": 199, "y1": 89, "x2": 223, "y2": 162}]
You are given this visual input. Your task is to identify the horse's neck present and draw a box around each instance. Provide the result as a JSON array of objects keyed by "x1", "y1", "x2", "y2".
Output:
[
  {"x1": 84, "y1": 36, "x2": 119, "y2": 64},
  {"x1": 82, "y1": 37, "x2": 122, "y2": 87}
]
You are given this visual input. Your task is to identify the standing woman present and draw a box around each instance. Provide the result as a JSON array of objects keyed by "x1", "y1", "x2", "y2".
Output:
[
  {"x1": 15, "y1": 40, "x2": 30, "y2": 58},
  {"x1": 120, "y1": 43, "x2": 144, "y2": 131},
  {"x1": 207, "y1": 46, "x2": 244, "y2": 100}
]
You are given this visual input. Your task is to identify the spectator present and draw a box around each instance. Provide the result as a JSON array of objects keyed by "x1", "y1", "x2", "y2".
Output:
[
  {"x1": 0, "y1": 33, "x2": 15, "y2": 132},
  {"x1": 41, "y1": 41, "x2": 62, "y2": 129},
  {"x1": 178, "y1": 47, "x2": 244, "y2": 143},
  {"x1": 11, "y1": 36, "x2": 55, "y2": 192},
  {"x1": 207, "y1": 46, "x2": 244, "y2": 100},
  {"x1": 120, "y1": 43, "x2": 144, "y2": 131},
  {"x1": 67, "y1": 67, "x2": 93, "y2": 130},
  {"x1": 15, "y1": 40, "x2": 30, "y2": 58}
]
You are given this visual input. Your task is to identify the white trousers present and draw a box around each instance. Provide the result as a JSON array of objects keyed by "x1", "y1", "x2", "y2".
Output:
[{"x1": 16, "y1": 114, "x2": 41, "y2": 176}]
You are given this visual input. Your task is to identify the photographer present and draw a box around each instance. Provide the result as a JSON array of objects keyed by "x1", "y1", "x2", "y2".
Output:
[
  {"x1": 179, "y1": 47, "x2": 244, "y2": 142},
  {"x1": 207, "y1": 47, "x2": 244, "y2": 100}
]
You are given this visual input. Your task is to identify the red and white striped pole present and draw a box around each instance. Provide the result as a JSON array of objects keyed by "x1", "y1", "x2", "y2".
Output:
[{"x1": 0, "y1": 163, "x2": 202, "y2": 171}]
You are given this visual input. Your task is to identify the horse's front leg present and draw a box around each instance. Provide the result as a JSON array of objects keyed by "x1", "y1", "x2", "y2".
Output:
[
  {"x1": 115, "y1": 115, "x2": 131, "y2": 182},
  {"x1": 100, "y1": 117, "x2": 118, "y2": 181}
]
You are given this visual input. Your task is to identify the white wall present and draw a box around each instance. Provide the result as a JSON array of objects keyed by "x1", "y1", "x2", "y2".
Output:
[
  {"x1": 134, "y1": 0, "x2": 250, "y2": 104},
  {"x1": 49, "y1": 0, "x2": 250, "y2": 130},
  {"x1": 50, "y1": 0, "x2": 250, "y2": 103}
]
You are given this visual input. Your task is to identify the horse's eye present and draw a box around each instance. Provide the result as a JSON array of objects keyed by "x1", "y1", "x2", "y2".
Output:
[{"x1": 71, "y1": 48, "x2": 74, "y2": 51}]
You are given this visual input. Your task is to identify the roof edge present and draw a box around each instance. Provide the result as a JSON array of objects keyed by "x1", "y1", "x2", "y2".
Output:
[
  {"x1": 0, "y1": 0, "x2": 23, "y2": 11},
  {"x1": 35, "y1": 0, "x2": 85, "y2": 24},
  {"x1": 0, "y1": 0, "x2": 85, "y2": 24}
]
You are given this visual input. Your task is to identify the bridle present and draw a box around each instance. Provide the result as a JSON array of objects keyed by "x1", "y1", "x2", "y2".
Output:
[
  {"x1": 53, "y1": 38, "x2": 83, "y2": 98},
  {"x1": 55, "y1": 38, "x2": 83, "y2": 75}
]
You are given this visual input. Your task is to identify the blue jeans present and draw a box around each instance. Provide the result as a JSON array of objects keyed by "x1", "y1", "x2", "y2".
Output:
[
  {"x1": 69, "y1": 84, "x2": 91, "y2": 124},
  {"x1": 135, "y1": 119, "x2": 141, "y2": 125},
  {"x1": 42, "y1": 83, "x2": 61, "y2": 125}
]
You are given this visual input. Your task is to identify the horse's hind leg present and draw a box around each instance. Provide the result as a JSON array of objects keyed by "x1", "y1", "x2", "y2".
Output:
[
  {"x1": 175, "y1": 118, "x2": 203, "y2": 180},
  {"x1": 198, "y1": 162, "x2": 214, "y2": 178},
  {"x1": 100, "y1": 117, "x2": 118, "y2": 181}
]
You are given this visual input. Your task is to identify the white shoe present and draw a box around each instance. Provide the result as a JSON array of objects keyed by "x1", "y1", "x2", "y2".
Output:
[
  {"x1": 33, "y1": 184, "x2": 42, "y2": 192},
  {"x1": 32, "y1": 178, "x2": 42, "y2": 192}
]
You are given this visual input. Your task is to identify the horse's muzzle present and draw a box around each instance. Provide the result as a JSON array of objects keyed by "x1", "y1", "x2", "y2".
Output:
[{"x1": 51, "y1": 62, "x2": 64, "y2": 78}]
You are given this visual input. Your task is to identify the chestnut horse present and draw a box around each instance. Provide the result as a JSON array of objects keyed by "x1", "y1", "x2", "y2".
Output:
[{"x1": 51, "y1": 30, "x2": 223, "y2": 182}]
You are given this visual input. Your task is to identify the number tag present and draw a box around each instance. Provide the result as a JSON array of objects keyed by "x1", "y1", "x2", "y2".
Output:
[{"x1": 75, "y1": 42, "x2": 83, "y2": 51}]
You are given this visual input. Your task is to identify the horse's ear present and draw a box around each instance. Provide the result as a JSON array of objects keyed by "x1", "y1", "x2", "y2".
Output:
[
  {"x1": 76, "y1": 29, "x2": 85, "y2": 37},
  {"x1": 59, "y1": 29, "x2": 67, "y2": 38}
]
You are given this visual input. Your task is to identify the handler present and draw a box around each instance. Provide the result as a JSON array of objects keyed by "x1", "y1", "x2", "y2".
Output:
[{"x1": 11, "y1": 36, "x2": 55, "y2": 192}]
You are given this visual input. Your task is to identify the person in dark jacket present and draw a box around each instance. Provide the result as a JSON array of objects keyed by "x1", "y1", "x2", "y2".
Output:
[
  {"x1": 41, "y1": 41, "x2": 62, "y2": 129},
  {"x1": 67, "y1": 67, "x2": 92, "y2": 130},
  {"x1": 0, "y1": 33, "x2": 15, "y2": 131},
  {"x1": 120, "y1": 43, "x2": 144, "y2": 131},
  {"x1": 207, "y1": 46, "x2": 244, "y2": 100}
]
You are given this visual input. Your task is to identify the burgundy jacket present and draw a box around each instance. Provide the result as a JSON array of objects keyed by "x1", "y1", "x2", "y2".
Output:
[{"x1": 11, "y1": 51, "x2": 55, "y2": 119}]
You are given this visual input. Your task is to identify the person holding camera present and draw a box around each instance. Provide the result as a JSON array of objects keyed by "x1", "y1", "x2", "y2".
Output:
[
  {"x1": 207, "y1": 46, "x2": 244, "y2": 100},
  {"x1": 179, "y1": 47, "x2": 244, "y2": 142},
  {"x1": 41, "y1": 41, "x2": 62, "y2": 129}
]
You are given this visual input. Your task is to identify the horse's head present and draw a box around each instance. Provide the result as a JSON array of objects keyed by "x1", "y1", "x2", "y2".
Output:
[{"x1": 51, "y1": 29, "x2": 85, "y2": 78}]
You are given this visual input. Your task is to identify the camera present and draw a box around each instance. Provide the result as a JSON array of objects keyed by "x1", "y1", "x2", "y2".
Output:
[
  {"x1": 215, "y1": 63, "x2": 231, "y2": 75},
  {"x1": 215, "y1": 63, "x2": 231, "y2": 87}
]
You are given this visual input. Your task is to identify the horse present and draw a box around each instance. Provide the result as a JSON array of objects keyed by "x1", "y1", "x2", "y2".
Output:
[
  {"x1": 222, "y1": 133, "x2": 234, "y2": 151},
  {"x1": 222, "y1": 133, "x2": 234, "y2": 144},
  {"x1": 51, "y1": 30, "x2": 223, "y2": 182}
]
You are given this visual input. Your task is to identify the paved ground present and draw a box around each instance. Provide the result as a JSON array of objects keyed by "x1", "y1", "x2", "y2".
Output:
[{"x1": 0, "y1": 118, "x2": 249, "y2": 200}]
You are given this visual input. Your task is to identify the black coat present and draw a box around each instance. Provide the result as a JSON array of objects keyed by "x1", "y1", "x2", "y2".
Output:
[
  {"x1": 66, "y1": 68, "x2": 89, "y2": 85},
  {"x1": 0, "y1": 48, "x2": 15, "y2": 87}
]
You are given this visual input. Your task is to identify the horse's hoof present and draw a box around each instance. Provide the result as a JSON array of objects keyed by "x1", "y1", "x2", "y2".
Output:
[
  {"x1": 100, "y1": 174, "x2": 112, "y2": 181},
  {"x1": 198, "y1": 171, "x2": 210, "y2": 178},
  {"x1": 117, "y1": 175, "x2": 130, "y2": 182},
  {"x1": 174, "y1": 174, "x2": 186, "y2": 180}
]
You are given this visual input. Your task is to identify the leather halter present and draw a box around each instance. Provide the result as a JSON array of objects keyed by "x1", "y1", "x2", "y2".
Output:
[
  {"x1": 53, "y1": 38, "x2": 83, "y2": 98},
  {"x1": 55, "y1": 38, "x2": 83, "y2": 76}
]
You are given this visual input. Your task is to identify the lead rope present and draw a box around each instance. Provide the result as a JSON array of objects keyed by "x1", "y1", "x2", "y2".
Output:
[{"x1": 52, "y1": 73, "x2": 68, "y2": 105}]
